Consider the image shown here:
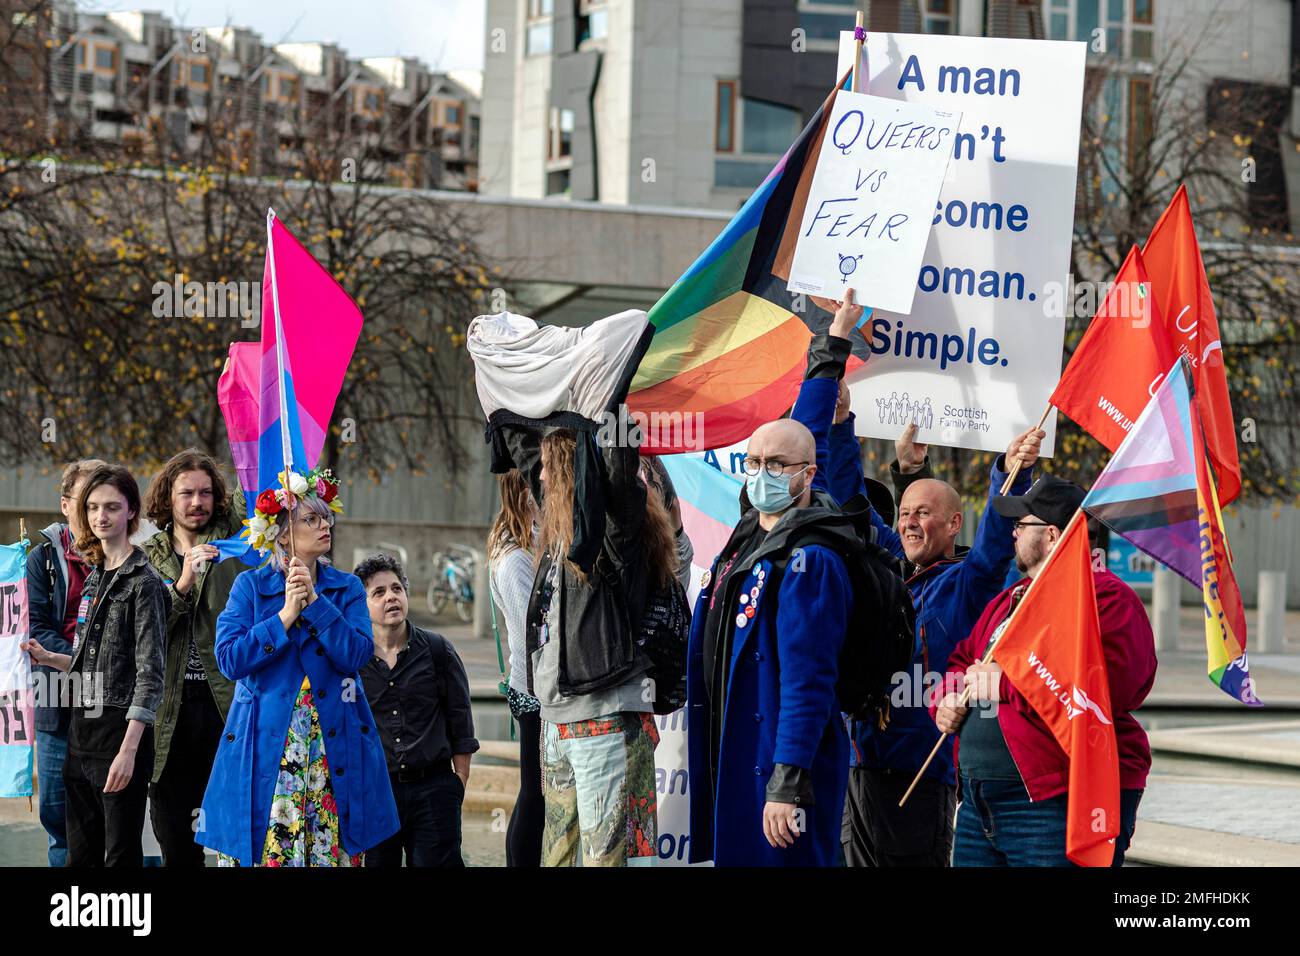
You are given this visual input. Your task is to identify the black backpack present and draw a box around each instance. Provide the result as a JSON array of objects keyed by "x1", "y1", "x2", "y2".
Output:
[
  {"x1": 768, "y1": 493, "x2": 916, "y2": 728},
  {"x1": 635, "y1": 577, "x2": 692, "y2": 715}
]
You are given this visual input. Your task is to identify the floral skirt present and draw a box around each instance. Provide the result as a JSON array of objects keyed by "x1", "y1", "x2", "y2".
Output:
[{"x1": 218, "y1": 680, "x2": 363, "y2": 868}]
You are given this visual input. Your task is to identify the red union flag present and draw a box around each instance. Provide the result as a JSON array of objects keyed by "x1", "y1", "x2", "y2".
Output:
[
  {"x1": 1142, "y1": 184, "x2": 1241, "y2": 504},
  {"x1": 991, "y1": 511, "x2": 1119, "y2": 867},
  {"x1": 1049, "y1": 245, "x2": 1177, "y2": 451}
]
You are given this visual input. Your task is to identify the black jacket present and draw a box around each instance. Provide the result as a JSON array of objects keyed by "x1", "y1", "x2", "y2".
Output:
[
  {"x1": 503, "y1": 424, "x2": 652, "y2": 697},
  {"x1": 70, "y1": 548, "x2": 167, "y2": 724}
]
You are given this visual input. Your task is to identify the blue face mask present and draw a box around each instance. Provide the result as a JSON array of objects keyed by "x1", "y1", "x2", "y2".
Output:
[{"x1": 746, "y1": 465, "x2": 809, "y2": 515}]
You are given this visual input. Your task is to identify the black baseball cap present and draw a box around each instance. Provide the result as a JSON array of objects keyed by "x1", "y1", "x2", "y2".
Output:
[
  {"x1": 991, "y1": 474, "x2": 1085, "y2": 531},
  {"x1": 864, "y1": 476, "x2": 896, "y2": 527}
]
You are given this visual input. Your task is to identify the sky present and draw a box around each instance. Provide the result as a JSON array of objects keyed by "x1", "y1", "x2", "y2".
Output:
[{"x1": 89, "y1": 0, "x2": 487, "y2": 72}]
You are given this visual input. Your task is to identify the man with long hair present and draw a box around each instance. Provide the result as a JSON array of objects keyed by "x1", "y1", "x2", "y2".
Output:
[{"x1": 140, "y1": 449, "x2": 245, "y2": 866}]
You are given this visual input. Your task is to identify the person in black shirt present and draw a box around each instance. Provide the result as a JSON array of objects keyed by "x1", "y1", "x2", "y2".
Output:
[
  {"x1": 23, "y1": 464, "x2": 166, "y2": 866},
  {"x1": 356, "y1": 554, "x2": 478, "y2": 867}
]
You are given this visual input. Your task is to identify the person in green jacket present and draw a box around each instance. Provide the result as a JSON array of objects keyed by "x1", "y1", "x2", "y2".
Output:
[{"x1": 141, "y1": 449, "x2": 245, "y2": 866}]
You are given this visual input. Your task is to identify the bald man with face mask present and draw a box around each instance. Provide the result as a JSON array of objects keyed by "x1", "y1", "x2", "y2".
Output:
[
  {"x1": 684, "y1": 373, "x2": 863, "y2": 866},
  {"x1": 785, "y1": 295, "x2": 1044, "y2": 868}
]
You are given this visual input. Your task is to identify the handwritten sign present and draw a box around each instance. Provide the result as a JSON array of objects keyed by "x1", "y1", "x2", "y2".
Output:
[
  {"x1": 835, "y1": 32, "x2": 1086, "y2": 455},
  {"x1": 0, "y1": 541, "x2": 32, "y2": 798},
  {"x1": 787, "y1": 91, "x2": 959, "y2": 313}
]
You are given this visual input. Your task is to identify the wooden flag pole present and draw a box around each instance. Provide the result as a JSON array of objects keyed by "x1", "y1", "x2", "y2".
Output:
[
  {"x1": 897, "y1": 509, "x2": 1087, "y2": 807},
  {"x1": 851, "y1": 11, "x2": 865, "y2": 93},
  {"x1": 998, "y1": 403, "x2": 1053, "y2": 495}
]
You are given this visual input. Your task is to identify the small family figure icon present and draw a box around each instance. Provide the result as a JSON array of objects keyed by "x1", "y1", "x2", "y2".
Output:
[{"x1": 875, "y1": 391, "x2": 934, "y2": 428}]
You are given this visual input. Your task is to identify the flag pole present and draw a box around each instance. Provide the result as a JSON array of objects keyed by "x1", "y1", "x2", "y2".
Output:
[
  {"x1": 898, "y1": 509, "x2": 1088, "y2": 807},
  {"x1": 998, "y1": 403, "x2": 1053, "y2": 495},
  {"x1": 265, "y1": 208, "x2": 298, "y2": 565},
  {"x1": 851, "y1": 10, "x2": 865, "y2": 93}
]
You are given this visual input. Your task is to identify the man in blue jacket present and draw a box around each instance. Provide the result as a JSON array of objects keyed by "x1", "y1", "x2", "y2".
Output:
[
  {"x1": 685, "y1": 300, "x2": 863, "y2": 867},
  {"x1": 794, "y1": 338, "x2": 1043, "y2": 867}
]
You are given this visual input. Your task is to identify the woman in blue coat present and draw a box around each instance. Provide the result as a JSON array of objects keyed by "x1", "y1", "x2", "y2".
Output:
[{"x1": 198, "y1": 469, "x2": 399, "y2": 866}]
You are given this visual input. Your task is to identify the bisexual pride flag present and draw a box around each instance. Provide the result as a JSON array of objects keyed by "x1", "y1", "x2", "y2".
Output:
[
  {"x1": 628, "y1": 71, "x2": 866, "y2": 454},
  {"x1": 214, "y1": 210, "x2": 363, "y2": 561},
  {"x1": 0, "y1": 539, "x2": 33, "y2": 798},
  {"x1": 1083, "y1": 359, "x2": 1260, "y2": 705}
]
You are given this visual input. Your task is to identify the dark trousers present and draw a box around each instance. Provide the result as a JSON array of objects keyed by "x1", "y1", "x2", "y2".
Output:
[
  {"x1": 64, "y1": 732, "x2": 154, "y2": 867},
  {"x1": 149, "y1": 684, "x2": 224, "y2": 867},
  {"x1": 36, "y1": 728, "x2": 69, "y2": 867},
  {"x1": 841, "y1": 767, "x2": 956, "y2": 867},
  {"x1": 506, "y1": 709, "x2": 544, "y2": 867},
  {"x1": 366, "y1": 769, "x2": 465, "y2": 867}
]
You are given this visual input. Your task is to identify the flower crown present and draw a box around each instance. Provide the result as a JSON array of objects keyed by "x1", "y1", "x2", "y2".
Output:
[{"x1": 242, "y1": 466, "x2": 344, "y2": 556}]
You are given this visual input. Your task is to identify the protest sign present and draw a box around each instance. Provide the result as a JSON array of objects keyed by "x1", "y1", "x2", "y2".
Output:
[
  {"x1": 835, "y1": 32, "x2": 1086, "y2": 455},
  {"x1": 0, "y1": 541, "x2": 33, "y2": 798},
  {"x1": 787, "y1": 91, "x2": 959, "y2": 314}
]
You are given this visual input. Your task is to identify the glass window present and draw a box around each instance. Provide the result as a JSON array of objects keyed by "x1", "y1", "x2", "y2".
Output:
[
  {"x1": 191, "y1": 63, "x2": 208, "y2": 84},
  {"x1": 1134, "y1": 0, "x2": 1154, "y2": 24},
  {"x1": 1050, "y1": 12, "x2": 1068, "y2": 39},
  {"x1": 527, "y1": 21, "x2": 552, "y2": 56},
  {"x1": 1075, "y1": 0, "x2": 1100, "y2": 43},
  {"x1": 94, "y1": 46, "x2": 114, "y2": 70},
  {"x1": 741, "y1": 98, "x2": 800, "y2": 155},
  {"x1": 546, "y1": 168, "x2": 570, "y2": 197},
  {"x1": 797, "y1": 12, "x2": 847, "y2": 41},
  {"x1": 717, "y1": 80, "x2": 738, "y2": 152},
  {"x1": 1127, "y1": 76, "x2": 1152, "y2": 173},
  {"x1": 1107, "y1": 0, "x2": 1124, "y2": 20},
  {"x1": 715, "y1": 158, "x2": 772, "y2": 189},
  {"x1": 446, "y1": 105, "x2": 460, "y2": 124},
  {"x1": 716, "y1": 80, "x2": 735, "y2": 153},
  {"x1": 924, "y1": 0, "x2": 955, "y2": 33},
  {"x1": 1131, "y1": 29, "x2": 1153, "y2": 60},
  {"x1": 280, "y1": 76, "x2": 296, "y2": 98}
]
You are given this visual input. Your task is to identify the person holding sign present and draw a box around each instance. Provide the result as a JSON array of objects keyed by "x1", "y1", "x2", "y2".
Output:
[
  {"x1": 22, "y1": 464, "x2": 167, "y2": 867},
  {"x1": 684, "y1": 298, "x2": 869, "y2": 867},
  {"x1": 796, "y1": 328, "x2": 1043, "y2": 867}
]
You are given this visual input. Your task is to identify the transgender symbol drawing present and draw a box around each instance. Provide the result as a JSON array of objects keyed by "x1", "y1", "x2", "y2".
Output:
[{"x1": 837, "y1": 253, "x2": 863, "y2": 284}]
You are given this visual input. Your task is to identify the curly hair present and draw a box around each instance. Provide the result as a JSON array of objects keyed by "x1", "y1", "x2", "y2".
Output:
[
  {"x1": 74, "y1": 465, "x2": 142, "y2": 567},
  {"x1": 354, "y1": 552, "x2": 410, "y2": 592},
  {"x1": 143, "y1": 448, "x2": 231, "y2": 530}
]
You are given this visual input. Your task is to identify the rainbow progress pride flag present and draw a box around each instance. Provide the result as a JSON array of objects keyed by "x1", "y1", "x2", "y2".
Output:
[
  {"x1": 627, "y1": 72, "x2": 865, "y2": 454},
  {"x1": 1083, "y1": 359, "x2": 1260, "y2": 706}
]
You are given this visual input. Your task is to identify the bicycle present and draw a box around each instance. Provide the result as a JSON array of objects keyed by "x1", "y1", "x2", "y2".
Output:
[{"x1": 427, "y1": 544, "x2": 476, "y2": 623}]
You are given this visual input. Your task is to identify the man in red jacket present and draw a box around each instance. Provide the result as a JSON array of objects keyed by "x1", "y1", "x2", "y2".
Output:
[{"x1": 934, "y1": 475, "x2": 1157, "y2": 866}]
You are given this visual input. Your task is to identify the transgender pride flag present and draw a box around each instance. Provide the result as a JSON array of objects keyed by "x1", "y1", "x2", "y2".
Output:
[
  {"x1": 1083, "y1": 358, "x2": 1260, "y2": 706},
  {"x1": 214, "y1": 209, "x2": 363, "y2": 560},
  {"x1": 0, "y1": 539, "x2": 33, "y2": 797},
  {"x1": 661, "y1": 451, "x2": 745, "y2": 599}
]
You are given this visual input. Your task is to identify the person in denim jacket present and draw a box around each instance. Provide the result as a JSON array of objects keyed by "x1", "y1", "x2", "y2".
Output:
[{"x1": 23, "y1": 464, "x2": 166, "y2": 866}]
